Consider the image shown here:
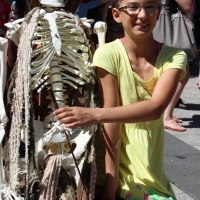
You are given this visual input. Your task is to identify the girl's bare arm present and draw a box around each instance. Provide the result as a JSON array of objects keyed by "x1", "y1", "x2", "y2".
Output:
[
  {"x1": 54, "y1": 68, "x2": 182, "y2": 127},
  {"x1": 96, "y1": 68, "x2": 122, "y2": 200},
  {"x1": 175, "y1": 0, "x2": 195, "y2": 15}
]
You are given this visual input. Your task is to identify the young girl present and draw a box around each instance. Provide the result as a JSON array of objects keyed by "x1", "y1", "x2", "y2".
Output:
[{"x1": 54, "y1": 0, "x2": 187, "y2": 199}]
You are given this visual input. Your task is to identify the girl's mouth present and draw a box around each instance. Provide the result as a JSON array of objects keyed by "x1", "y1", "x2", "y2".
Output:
[{"x1": 135, "y1": 23, "x2": 149, "y2": 30}]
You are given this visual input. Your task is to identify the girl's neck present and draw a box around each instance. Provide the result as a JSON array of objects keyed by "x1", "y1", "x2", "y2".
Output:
[{"x1": 123, "y1": 35, "x2": 157, "y2": 58}]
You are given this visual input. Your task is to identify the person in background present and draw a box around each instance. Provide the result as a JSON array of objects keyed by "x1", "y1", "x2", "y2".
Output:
[
  {"x1": 54, "y1": 0, "x2": 187, "y2": 199},
  {"x1": 7, "y1": 0, "x2": 29, "y2": 80},
  {"x1": 193, "y1": 0, "x2": 200, "y2": 89},
  {"x1": 101, "y1": 0, "x2": 115, "y2": 21},
  {"x1": 76, "y1": 0, "x2": 114, "y2": 21},
  {"x1": 163, "y1": 0, "x2": 195, "y2": 132},
  {"x1": 0, "y1": 0, "x2": 11, "y2": 37},
  {"x1": 198, "y1": 74, "x2": 200, "y2": 89},
  {"x1": 9, "y1": 0, "x2": 29, "y2": 21}
]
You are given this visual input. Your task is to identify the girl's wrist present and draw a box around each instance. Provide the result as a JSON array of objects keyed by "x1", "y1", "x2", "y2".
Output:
[{"x1": 93, "y1": 107, "x2": 103, "y2": 123}]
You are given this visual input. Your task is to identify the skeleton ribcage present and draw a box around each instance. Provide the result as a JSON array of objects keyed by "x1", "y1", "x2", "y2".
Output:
[{"x1": 31, "y1": 10, "x2": 93, "y2": 109}]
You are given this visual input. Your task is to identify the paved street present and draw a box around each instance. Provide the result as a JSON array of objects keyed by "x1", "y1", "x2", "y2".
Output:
[{"x1": 164, "y1": 45, "x2": 200, "y2": 200}]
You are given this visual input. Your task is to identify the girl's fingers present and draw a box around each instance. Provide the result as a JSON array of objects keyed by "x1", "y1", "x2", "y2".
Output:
[
  {"x1": 53, "y1": 107, "x2": 71, "y2": 115},
  {"x1": 56, "y1": 115, "x2": 75, "y2": 124},
  {"x1": 54, "y1": 108, "x2": 74, "y2": 120},
  {"x1": 53, "y1": 106, "x2": 96, "y2": 127}
]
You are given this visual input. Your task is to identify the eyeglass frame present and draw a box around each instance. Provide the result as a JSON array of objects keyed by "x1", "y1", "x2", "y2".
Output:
[{"x1": 117, "y1": 4, "x2": 160, "y2": 15}]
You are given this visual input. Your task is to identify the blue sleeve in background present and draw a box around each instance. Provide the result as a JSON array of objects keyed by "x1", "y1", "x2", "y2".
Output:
[{"x1": 76, "y1": 0, "x2": 101, "y2": 18}]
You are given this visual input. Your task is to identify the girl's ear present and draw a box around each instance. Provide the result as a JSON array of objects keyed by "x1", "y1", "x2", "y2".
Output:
[{"x1": 112, "y1": 8, "x2": 122, "y2": 23}]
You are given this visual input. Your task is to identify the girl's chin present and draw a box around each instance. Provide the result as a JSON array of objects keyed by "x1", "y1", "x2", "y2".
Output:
[
  {"x1": 133, "y1": 27, "x2": 152, "y2": 37},
  {"x1": 134, "y1": 31, "x2": 150, "y2": 38}
]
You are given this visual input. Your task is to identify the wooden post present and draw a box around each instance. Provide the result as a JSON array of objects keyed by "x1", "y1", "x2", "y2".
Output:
[
  {"x1": 64, "y1": 0, "x2": 82, "y2": 13},
  {"x1": 26, "y1": 0, "x2": 40, "y2": 9}
]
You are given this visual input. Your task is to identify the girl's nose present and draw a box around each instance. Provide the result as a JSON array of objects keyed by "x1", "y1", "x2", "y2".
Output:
[{"x1": 138, "y1": 7, "x2": 148, "y2": 18}]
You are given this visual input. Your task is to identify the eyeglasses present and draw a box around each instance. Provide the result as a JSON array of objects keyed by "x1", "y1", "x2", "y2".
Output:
[{"x1": 118, "y1": 5, "x2": 159, "y2": 15}]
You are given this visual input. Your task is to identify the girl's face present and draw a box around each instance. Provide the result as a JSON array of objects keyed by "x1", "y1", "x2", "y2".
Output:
[{"x1": 113, "y1": 0, "x2": 160, "y2": 39}]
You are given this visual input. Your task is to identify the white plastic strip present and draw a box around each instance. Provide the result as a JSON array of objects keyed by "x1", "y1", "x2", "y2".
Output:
[{"x1": 0, "y1": 37, "x2": 8, "y2": 143}]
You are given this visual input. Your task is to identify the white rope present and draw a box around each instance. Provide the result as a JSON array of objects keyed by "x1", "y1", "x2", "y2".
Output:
[
  {"x1": 39, "y1": 155, "x2": 63, "y2": 200},
  {"x1": 8, "y1": 8, "x2": 40, "y2": 192}
]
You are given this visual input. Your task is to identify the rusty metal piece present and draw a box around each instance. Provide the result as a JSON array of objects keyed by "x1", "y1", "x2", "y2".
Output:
[{"x1": 47, "y1": 88, "x2": 59, "y2": 110}]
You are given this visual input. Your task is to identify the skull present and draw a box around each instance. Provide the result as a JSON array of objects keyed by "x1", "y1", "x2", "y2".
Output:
[{"x1": 39, "y1": 0, "x2": 68, "y2": 7}]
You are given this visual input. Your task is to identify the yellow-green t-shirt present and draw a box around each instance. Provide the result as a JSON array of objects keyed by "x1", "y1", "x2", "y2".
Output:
[{"x1": 93, "y1": 39, "x2": 187, "y2": 200}]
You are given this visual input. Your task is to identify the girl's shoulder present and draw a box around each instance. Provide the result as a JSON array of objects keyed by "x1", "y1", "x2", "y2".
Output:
[
  {"x1": 157, "y1": 44, "x2": 187, "y2": 73},
  {"x1": 159, "y1": 44, "x2": 187, "y2": 59},
  {"x1": 98, "y1": 39, "x2": 121, "y2": 49},
  {"x1": 94, "y1": 39, "x2": 123, "y2": 57}
]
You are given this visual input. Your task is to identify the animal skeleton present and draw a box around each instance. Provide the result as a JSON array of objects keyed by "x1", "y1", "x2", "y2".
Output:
[{"x1": 3, "y1": 0, "x2": 107, "y2": 199}]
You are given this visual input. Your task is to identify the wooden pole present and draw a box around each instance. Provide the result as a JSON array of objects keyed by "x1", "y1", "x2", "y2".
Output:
[
  {"x1": 26, "y1": 0, "x2": 40, "y2": 9},
  {"x1": 64, "y1": 0, "x2": 82, "y2": 13}
]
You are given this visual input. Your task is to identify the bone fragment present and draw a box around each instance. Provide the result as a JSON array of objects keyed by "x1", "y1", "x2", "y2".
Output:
[
  {"x1": 44, "y1": 13, "x2": 62, "y2": 56},
  {"x1": 93, "y1": 21, "x2": 107, "y2": 47},
  {"x1": 32, "y1": 42, "x2": 52, "y2": 56},
  {"x1": 0, "y1": 37, "x2": 8, "y2": 143},
  {"x1": 40, "y1": 0, "x2": 67, "y2": 7},
  {"x1": 31, "y1": 46, "x2": 55, "y2": 69},
  {"x1": 61, "y1": 72, "x2": 85, "y2": 85},
  {"x1": 39, "y1": 9, "x2": 47, "y2": 16},
  {"x1": 4, "y1": 19, "x2": 23, "y2": 46},
  {"x1": 49, "y1": 61, "x2": 65, "y2": 108}
]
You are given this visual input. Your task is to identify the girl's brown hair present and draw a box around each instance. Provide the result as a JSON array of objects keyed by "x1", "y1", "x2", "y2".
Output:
[{"x1": 112, "y1": 0, "x2": 122, "y2": 8}]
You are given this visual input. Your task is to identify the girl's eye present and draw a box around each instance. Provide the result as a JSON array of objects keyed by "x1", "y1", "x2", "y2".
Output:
[{"x1": 128, "y1": 6, "x2": 139, "y2": 10}]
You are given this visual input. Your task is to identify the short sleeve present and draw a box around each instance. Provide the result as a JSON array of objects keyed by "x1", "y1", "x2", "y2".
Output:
[
  {"x1": 162, "y1": 46, "x2": 187, "y2": 80},
  {"x1": 92, "y1": 41, "x2": 118, "y2": 76}
]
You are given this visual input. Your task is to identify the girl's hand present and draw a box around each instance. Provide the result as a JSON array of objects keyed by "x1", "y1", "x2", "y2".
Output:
[{"x1": 53, "y1": 106, "x2": 99, "y2": 128}]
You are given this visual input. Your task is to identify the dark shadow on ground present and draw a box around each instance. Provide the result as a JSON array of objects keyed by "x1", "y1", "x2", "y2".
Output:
[
  {"x1": 185, "y1": 103, "x2": 200, "y2": 111},
  {"x1": 178, "y1": 115, "x2": 200, "y2": 129}
]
